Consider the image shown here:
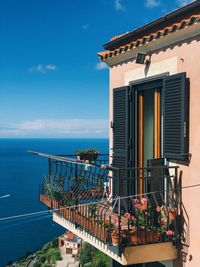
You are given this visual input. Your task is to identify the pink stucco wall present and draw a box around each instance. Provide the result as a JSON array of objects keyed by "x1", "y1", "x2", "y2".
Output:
[{"x1": 109, "y1": 35, "x2": 200, "y2": 267}]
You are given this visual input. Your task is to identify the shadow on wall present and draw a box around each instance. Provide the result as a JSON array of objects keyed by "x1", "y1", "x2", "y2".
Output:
[{"x1": 177, "y1": 171, "x2": 190, "y2": 267}]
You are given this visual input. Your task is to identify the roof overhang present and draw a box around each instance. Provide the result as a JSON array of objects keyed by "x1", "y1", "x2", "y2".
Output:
[{"x1": 100, "y1": 21, "x2": 200, "y2": 67}]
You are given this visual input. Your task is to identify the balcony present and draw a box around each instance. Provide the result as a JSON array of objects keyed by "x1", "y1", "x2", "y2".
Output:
[{"x1": 31, "y1": 151, "x2": 179, "y2": 265}]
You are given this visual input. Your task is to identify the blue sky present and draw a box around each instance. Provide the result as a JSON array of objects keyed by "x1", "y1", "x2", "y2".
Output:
[{"x1": 0, "y1": 0, "x2": 194, "y2": 138}]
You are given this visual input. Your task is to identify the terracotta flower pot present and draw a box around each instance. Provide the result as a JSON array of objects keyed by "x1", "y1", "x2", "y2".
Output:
[
  {"x1": 169, "y1": 210, "x2": 176, "y2": 221},
  {"x1": 138, "y1": 230, "x2": 145, "y2": 243},
  {"x1": 138, "y1": 230, "x2": 160, "y2": 243},
  {"x1": 130, "y1": 230, "x2": 137, "y2": 245},
  {"x1": 147, "y1": 230, "x2": 160, "y2": 242}
]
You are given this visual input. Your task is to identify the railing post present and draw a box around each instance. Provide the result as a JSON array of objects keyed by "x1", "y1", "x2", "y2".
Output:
[
  {"x1": 48, "y1": 158, "x2": 52, "y2": 177},
  {"x1": 118, "y1": 170, "x2": 121, "y2": 198},
  {"x1": 109, "y1": 215, "x2": 112, "y2": 245},
  {"x1": 118, "y1": 197, "x2": 121, "y2": 256},
  {"x1": 174, "y1": 167, "x2": 179, "y2": 246}
]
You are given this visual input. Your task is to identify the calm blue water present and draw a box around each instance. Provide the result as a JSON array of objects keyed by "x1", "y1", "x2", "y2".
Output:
[{"x1": 0, "y1": 138, "x2": 108, "y2": 266}]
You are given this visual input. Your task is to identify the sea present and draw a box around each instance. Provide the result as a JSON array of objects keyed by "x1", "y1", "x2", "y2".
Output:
[{"x1": 0, "y1": 138, "x2": 108, "y2": 266}]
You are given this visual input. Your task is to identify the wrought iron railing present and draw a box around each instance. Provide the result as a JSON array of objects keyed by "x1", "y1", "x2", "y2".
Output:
[
  {"x1": 39, "y1": 153, "x2": 180, "y2": 254},
  {"x1": 40, "y1": 153, "x2": 110, "y2": 206}
]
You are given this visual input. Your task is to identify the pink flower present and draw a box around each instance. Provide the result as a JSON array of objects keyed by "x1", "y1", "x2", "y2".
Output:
[
  {"x1": 156, "y1": 206, "x2": 161, "y2": 212},
  {"x1": 135, "y1": 204, "x2": 141, "y2": 209},
  {"x1": 130, "y1": 215, "x2": 135, "y2": 221},
  {"x1": 166, "y1": 230, "x2": 174, "y2": 236},
  {"x1": 114, "y1": 218, "x2": 121, "y2": 228},
  {"x1": 124, "y1": 213, "x2": 131, "y2": 219},
  {"x1": 141, "y1": 204, "x2": 147, "y2": 210},
  {"x1": 133, "y1": 198, "x2": 139, "y2": 204},
  {"x1": 141, "y1": 198, "x2": 147, "y2": 204}
]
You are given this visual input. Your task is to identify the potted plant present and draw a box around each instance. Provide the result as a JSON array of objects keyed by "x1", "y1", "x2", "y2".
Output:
[
  {"x1": 76, "y1": 149, "x2": 99, "y2": 162},
  {"x1": 124, "y1": 212, "x2": 137, "y2": 244},
  {"x1": 156, "y1": 205, "x2": 175, "y2": 241},
  {"x1": 111, "y1": 218, "x2": 122, "y2": 246},
  {"x1": 103, "y1": 219, "x2": 114, "y2": 242},
  {"x1": 132, "y1": 198, "x2": 160, "y2": 243}
]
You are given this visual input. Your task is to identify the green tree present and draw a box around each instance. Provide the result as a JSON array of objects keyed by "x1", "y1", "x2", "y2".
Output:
[
  {"x1": 33, "y1": 261, "x2": 42, "y2": 267},
  {"x1": 46, "y1": 247, "x2": 61, "y2": 264},
  {"x1": 92, "y1": 250, "x2": 110, "y2": 267},
  {"x1": 37, "y1": 254, "x2": 46, "y2": 264},
  {"x1": 79, "y1": 242, "x2": 95, "y2": 265},
  {"x1": 79, "y1": 242, "x2": 109, "y2": 267}
]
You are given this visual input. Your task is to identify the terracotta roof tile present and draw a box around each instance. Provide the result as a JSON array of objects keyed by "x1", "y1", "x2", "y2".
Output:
[
  {"x1": 64, "y1": 232, "x2": 76, "y2": 240},
  {"x1": 98, "y1": 14, "x2": 200, "y2": 60}
]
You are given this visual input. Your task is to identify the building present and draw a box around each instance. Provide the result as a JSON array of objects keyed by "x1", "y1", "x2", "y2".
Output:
[
  {"x1": 58, "y1": 232, "x2": 81, "y2": 257},
  {"x1": 32, "y1": 1, "x2": 200, "y2": 267}
]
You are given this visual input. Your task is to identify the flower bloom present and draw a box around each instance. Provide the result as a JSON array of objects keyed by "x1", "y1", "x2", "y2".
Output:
[
  {"x1": 124, "y1": 213, "x2": 135, "y2": 221},
  {"x1": 141, "y1": 204, "x2": 147, "y2": 210},
  {"x1": 161, "y1": 220, "x2": 167, "y2": 225},
  {"x1": 114, "y1": 218, "x2": 122, "y2": 228},
  {"x1": 124, "y1": 213, "x2": 131, "y2": 219},
  {"x1": 141, "y1": 198, "x2": 147, "y2": 204},
  {"x1": 166, "y1": 230, "x2": 174, "y2": 236},
  {"x1": 133, "y1": 198, "x2": 139, "y2": 204},
  {"x1": 130, "y1": 215, "x2": 135, "y2": 221}
]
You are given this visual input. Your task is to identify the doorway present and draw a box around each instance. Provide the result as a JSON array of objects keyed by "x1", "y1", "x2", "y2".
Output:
[{"x1": 134, "y1": 80, "x2": 162, "y2": 195}]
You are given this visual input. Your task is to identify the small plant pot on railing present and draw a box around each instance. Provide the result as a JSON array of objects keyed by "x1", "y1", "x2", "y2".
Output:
[{"x1": 76, "y1": 149, "x2": 99, "y2": 162}]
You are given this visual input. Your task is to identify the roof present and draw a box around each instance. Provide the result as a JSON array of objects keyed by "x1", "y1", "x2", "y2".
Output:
[
  {"x1": 98, "y1": 1, "x2": 200, "y2": 61},
  {"x1": 64, "y1": 232, "x2": 79, "y2": 241}
]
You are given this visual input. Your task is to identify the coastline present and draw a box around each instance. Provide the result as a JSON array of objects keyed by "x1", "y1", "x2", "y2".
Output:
[{"x1": 6, "y1": 237, "x2": 61, "y2": 267}]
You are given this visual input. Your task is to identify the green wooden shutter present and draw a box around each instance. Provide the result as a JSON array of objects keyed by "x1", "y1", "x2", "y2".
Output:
[
  {"x1": 112, "y1": 86, "x2": 130, "y2": 197},
  {"x1": 163, "y1": 73, "x2": 189, "y2": 162}
]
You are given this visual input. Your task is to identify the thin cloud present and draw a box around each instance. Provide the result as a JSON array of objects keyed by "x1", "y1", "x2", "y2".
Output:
[
  {"x1": 144, "y1": 0, "x2": 160, "y2": 8},
  {"x1": 114, "y1": 0, "x2": 126, "y2": 11},
  {"x1": 82, "y1": 24, "x2": 89, "y2": 30},
  {"x1": 95, "y1": 62, "x2": 108, "y2": 70},
  {"x1": 29, "y1": 64, "x2": 58, "y2": 73},
  {"x1": 176, "y1": 0, "x2": 195, "y2": 7},
  {"x1": 0, "y1": 119, "x2": 108, "y2": 138}
]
